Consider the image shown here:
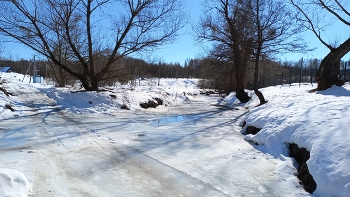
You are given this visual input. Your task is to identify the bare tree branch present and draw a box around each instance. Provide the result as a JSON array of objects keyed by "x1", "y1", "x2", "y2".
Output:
[
  {"x1": 0, "y1": 0, "x2": 187, "y2": 90},
  {"x1": 290, "y1": 0, "x2": 334, "y2": 50}
]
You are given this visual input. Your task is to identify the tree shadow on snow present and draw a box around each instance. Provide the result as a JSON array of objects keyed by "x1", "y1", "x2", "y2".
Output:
[{"x1": 316, "y1": 85, "x2": 350, "y2": 97}]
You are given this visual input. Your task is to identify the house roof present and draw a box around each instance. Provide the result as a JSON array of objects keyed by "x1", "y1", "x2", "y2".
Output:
[{"x1": 0, "y1": 67, "x2": 14, "y2": 72}]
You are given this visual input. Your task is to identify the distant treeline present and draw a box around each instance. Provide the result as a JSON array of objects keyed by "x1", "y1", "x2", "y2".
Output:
[{"x1": 1, "y1": 57, "x2": 348, "y2": 93}]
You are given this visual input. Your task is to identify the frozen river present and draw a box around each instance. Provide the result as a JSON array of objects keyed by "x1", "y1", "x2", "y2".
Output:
[{"x1": 0, "y1": 84, "x2": 307, "y2": 196}]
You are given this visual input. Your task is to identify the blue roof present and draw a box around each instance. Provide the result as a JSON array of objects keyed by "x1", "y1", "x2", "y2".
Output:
[{"x1": 0, "y1": 67, "x2": 13, "y2": 72}]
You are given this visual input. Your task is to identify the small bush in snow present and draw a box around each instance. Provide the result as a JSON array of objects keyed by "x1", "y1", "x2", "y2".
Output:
[
  {"x1": 139, "y1": 100, "x2": 159, "y2": 109},
  {"x1": 120, "y1": 104, "x2": 130, "y2": 110},
  {"x1": 147, "y1": 100, "x2": 158, "y2": 108},
  {"x1": 153, "y1": 98, "x2": 163, "y2": 105},
  {"x1": 5, "y1": 104, "x2": 14, "y2": 112},
  {"x1": 140, "y1": 102, "x2": 148, "y2": 108}
]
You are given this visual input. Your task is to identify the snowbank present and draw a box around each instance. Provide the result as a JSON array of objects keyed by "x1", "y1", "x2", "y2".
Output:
[
  {"x1": 242, "y1": 83, "x2": 350, "y2": 197},
  {"x1": 0, "y1": 168, "x2": 30, "y2": 197},
  {"x1": 38, "y1": 78, "x2": 200, "y2": 114},
  {"x1": 0, "y1": 71, "x2": 201, "y2": 115}
]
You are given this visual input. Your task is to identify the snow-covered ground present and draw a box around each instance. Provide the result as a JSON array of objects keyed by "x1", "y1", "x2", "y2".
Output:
[
  {"x1": 0, "y1": 72, "x2": 349, "y2": 196},
  {"x1": 239, "y1": 83, "x2": 350, "y2": 197}
]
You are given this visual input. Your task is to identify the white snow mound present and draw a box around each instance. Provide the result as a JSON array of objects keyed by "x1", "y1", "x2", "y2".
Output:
[
  {"x1": 242, "y1": 83, "x2": 350, "y2": 197},
  {"x1": 0, "y1": 168, "x2": 30, "y2": 197}
]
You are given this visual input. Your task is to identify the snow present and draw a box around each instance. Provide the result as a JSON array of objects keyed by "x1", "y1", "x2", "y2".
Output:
[
  {"x1": 0, "y1": 71, "x2": 349, "y2": 197},
  {"x1": 0, "y1": 168, "x2": 30, "y2": 197},
  {"x1": 37, "y1": 78, "x2": 199, "y2": 114},
  {"x1": 241, "y1": 83, "x2": 350, "y2": 197}
]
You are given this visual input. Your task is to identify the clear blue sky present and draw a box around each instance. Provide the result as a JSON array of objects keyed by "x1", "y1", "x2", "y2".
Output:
[
  {"x1": 156, "y1": 0, "x2": 350, "y2": 64},
  {"x1": 4, "y1": 0, "x2": 350, "y2": 64}
]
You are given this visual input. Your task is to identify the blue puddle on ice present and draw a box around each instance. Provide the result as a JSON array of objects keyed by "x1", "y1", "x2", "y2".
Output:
[{"x1": 151, "y1": 115, "x2": 187, "y2": 125}]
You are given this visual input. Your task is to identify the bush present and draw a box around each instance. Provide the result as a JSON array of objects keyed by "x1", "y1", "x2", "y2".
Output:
[
  {"x1": 197, "y1": 79, "x2": 212, "y2": 89},
  {"x1": 120, "y1": 104, "x2": 130, "y2": 110},
  {"x1": 139, "y1": 102, "x2": 148, "y2": 109},
  {"x1": 139, "y1": 99, "x2": 159, "y2": 109},
  {"x1": 147, "y1": 100, "x2": 158, "y2": 108},
  {"x1": 153, "y1": 98, "x2": 163, "y2": 105}
]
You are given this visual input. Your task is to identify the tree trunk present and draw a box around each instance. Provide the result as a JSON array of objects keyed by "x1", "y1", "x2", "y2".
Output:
[
  {"x1": 316, "y1": 54, "x2": 341, "y2": 90},
  {"x1": 78, "y1": 75, "x2": 95, "y2": 91},
  {"x1": 253, "y1": 56, "x2": 267, "y2": 105},
  {"x1": 235, "y1": 72, "x2": 250, "y2": 103},
  {"x1": 228, "y1": 70, "x2": 234, "y2": 93},
  {"x1": 253, "y1": 61, "x2": 267, "y2": 105},
  {"x1": 316, "y1": 37, "x2": 350, "y2": 90},
  {"x1": 90, "y1": 79, "x2": 99, "y2": 91},
  {"x1": 236, "y1": 87, "x2": 250, "y2": 103}
]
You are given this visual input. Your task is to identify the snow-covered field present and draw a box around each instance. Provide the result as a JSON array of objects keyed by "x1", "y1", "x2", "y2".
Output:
[{"x1": 0, "y1": 72, "x2": 349, "y2": 197}]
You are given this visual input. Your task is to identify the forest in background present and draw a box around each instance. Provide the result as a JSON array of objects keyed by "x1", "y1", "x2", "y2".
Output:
[{"x1": 1, "y1": 56, "x2": 348, "y2": 94}]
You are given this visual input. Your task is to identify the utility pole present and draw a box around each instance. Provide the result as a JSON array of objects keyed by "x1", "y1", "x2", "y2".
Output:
[
  {"x1": 46, "y1": 63, "x2": 48, "y2": 84},
  {"x1": 345, "y1": 60, "x2": 348, "y2": 81},
  {"x1": 31, "y1": 55, "x2": 36, "y2": 83},
  {"x1": 299, "y1": 57, "x2": 303, "y2": 87}
]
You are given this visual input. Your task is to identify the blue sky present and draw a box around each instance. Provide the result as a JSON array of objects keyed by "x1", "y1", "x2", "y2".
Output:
[
  {"x1": 4, "y1": 0, "x2": 350, "y2": 64},
  {"x1": 156, "y1": 0, "x2": 350, "y2": 64}
]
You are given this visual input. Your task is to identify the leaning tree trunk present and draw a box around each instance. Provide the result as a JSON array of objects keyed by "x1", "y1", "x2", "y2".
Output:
[
  {"x1": 253, "y1": 51, "x2": 267, "y2": 105},
  {"x1": 235, "y1": 71, "x2": 250, "y2": 103},
  {"x1": 253, "y1": 69, "x2": 267, "y2": 105},
  {"x1": 316, "y1": 37, "x2": 350, "y2": 90}
]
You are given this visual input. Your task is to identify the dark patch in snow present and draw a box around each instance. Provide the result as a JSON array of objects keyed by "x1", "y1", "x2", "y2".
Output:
[
  {"x1": 245, "y1": 126, "x2": 261, "y2": 135},
  {"x1": 0, "y1": 87, "x2": 13, "y2": 96},
  {"x1": 5, "y1": 104, "x2": 15, "y2": 112},
  {"x1": 289, "y1": 143, "x2": 317, "y2": 194},
  {"x1": 140, "y1": 100, "x2": 158, "y2": 109},
  {"x1": 153, "y1": 97, "x2": 163, "y2": 105},
  {"x1": 120, "y1": 104, "x2": 130, "y2": 110},
  {"x1": 241, "y1": 121, "x2": 246, "y2": 128}
]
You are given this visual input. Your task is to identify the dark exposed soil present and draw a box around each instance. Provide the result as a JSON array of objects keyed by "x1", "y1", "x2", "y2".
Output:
[
  {"x1": 289, "y1": 143, "x2": 317, "y2": 194},
  {"x1": 245, "y1": 126, "x2": 261, "y2": 135},
  {"x1": 242, "y1": 124, "x2": 317, "y2": 194}
]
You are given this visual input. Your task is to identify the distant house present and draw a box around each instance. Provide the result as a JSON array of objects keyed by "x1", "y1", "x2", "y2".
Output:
[{"x1": 0, "y1": 67, "x2": 16, "y2": 73}]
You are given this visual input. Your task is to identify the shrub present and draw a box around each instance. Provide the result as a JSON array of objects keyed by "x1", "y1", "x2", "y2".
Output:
[
  {"x1": 147, "y1": 100, "x2": 158, "y2": 108},
  {"x1": 140, "y1": 102, "x2": 148, "y2": 109},
  {"x1": 139, "y1": 99, "x2": 159, "y2": 109},
  {"x1": 153, "y1": 98, "x2": 163, "y2": 105},
  {"x1": 120, "y1": 104, "x2": 130, "y2": 110}
]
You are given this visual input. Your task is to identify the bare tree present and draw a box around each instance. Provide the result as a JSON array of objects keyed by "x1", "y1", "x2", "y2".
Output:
[
  {"x1": 0, "y1": 0, "x2": 186, "y2": 91},
  {"x1": 290, "y1": 0, "x2": 350, "y2": 90},
  {"x1": 196, "y1": 0, "x2": 305, "y2": 103},
  {"x1": 196, "y1": 0, "x2": 253, "y2": 103},
  {"x1": 247, "y1": 0, "x2": 305, "y2": 105}
]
